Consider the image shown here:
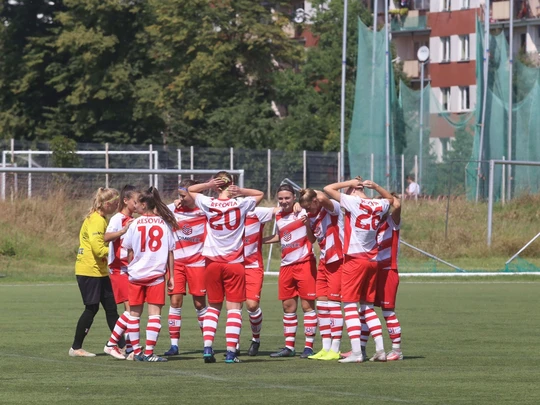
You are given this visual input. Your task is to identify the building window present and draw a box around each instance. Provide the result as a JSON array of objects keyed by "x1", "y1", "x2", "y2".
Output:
[
  {"x1": 459, "y1": 35, "x2": 470, "y2": 60},
  {"x1": 441, "y1": 37, "x2": 450, "y2": 62},
  {"x1": 442, "y1": 87, "x2": 450, "y2": 111},
  {"x1": 460, "y1": 86, "x2": 470, "y2": 111},
  {"x1": 442, "y1": 0, "x2": 450, "y2": 11},
  {"x1": 461, "y1": 0, "x2": 470, "y2": 9}
]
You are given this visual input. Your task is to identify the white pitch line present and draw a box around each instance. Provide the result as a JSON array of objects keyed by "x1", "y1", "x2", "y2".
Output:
[{"x1": 2, "y1": 353, "x2": 413, "y2": 403}]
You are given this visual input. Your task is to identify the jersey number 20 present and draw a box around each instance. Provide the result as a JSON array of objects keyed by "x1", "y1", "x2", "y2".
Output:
[
  {"x1": 355, "y1": 204, "x2": 383, "y2": 231},
  {"x1": 138, "y1": 225, "x2": 163, "y2": 252},
  {"x1": 208, "y1": 208, "x2": 241, "y2": 231}
]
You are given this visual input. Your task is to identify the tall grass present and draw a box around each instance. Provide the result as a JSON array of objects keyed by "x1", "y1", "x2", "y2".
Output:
[{"x1": 0, "y1": 191, "x2": 539, "y2": 279}]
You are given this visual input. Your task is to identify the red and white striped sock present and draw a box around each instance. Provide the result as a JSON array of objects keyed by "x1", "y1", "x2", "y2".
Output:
[
  {"x1": 167, "y1": 307, "x2": 182, "y2": 346},
  {"x1": 303, "y1": 310, "x2": 317, "y2": 350},
  {"x1": 343, "y1": 303, "x2": 361, "y2": 353},
  {"x1": 383, "y1": 309, "x2": 402, "y2": 350},
  {"x1": 124, "y1": 334, "x2": 132, "y2": 353},
  {"x1": 203, "y1": 307, "x2": 220, "y2": 348},
  {"x1": 126, "y1": 315, "x2": 141, "y2": 355},
  {"x1": 144, "y1": 315, "x2": 162, "y2": 356},
  {"x1": 359, "y1": 310, "x2": 370, "y2": 351},
  {"x1": 362, "y1": 304, "x2": 384, "y2": 352},
  {"x1": 196, "y1": 307, "x2": 207, "y2": 334},
  {"x1": 283, "y1": 313, "x2": 298, "y2": 351},
  {"x1": 108, "y1": 311, "x2": 129, "y2": 346},
  {"x1": 226, "y1": 309, "x2": 242, "y2": 352},
  {"x1": 248, "y1": 307, "x2": 263, "y2": 342},
  {"x1": 328, "y1": 301, "x2": 343, "y2": 353},
  {"x1": 316, "y1": 301, "x2": 331, "y2": 351}
]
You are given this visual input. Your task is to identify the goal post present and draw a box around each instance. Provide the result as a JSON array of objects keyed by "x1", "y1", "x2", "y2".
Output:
[{"x1": 486, "y1": 159, "x2": 540, "y2": 247}]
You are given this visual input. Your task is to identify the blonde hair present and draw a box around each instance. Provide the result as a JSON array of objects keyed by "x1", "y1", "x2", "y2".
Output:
[
  {"x1": 214, "y1": 171, "x2": 233, "y2": 191},
  {"x1": 86, "y1": 187, "x2": 119, "y2": 218},
  {"x1": 298, "y1": 188, "x2": 317, "y2": 207}
]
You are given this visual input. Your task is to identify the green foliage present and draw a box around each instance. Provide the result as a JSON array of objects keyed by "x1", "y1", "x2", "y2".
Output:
[{"x1": 50, "y1": 135, "x2": 80, "y2": 167}]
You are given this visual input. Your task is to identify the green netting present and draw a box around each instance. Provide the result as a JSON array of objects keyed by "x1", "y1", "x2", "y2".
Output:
[
  {"x1": 469, "y1": 18, "x2": 540, "y2": 199},
  {"x1": 348, "y1": 19, "x2": 396, "y2": 186},
  {"x1": 504, "y1": 257, "x2": 540, "y2": 273}
]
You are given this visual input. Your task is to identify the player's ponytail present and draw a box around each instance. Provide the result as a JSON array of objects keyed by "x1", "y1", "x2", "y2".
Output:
[
  {"x1": 214, "y1": 171, "x2": 233, "y2": 191},
  {"x1": 298, "y1": 188, "x2": 317, "y2": 206},
  {"x1": 144, "y1": 187, "x2": 180, "y2": 231},
  {"x1": 86, "y1": 187, "x2": 119, "y2": 218}
]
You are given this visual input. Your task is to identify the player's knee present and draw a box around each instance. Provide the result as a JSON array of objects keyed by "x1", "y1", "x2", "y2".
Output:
[{"x1": 85, "y1": 304, "x2": 99, "y2": 316}]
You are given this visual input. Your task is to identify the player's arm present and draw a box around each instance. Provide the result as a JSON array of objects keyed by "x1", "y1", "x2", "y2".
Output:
[
  {"x1": 262, "y1": 233, "x2": 279, "y2": 244},
  {"x1": 323, "y1": 179, "x2": 363, "y2": 202},
  {"x1": 228, "y1": 185, "x2": 264, "y2": 205},
  {"x1": 188, "y1": 178, "x2": 227, "y2": 197},
  {"x1": 301, "y1": 214, "x2": 316, "y2": 244},
  {"x1": 166, "y1": 251, "x2": 175, "y2": 292},
  {"x1": 362, "y1": 180, "x2": 394, "y2": 205},
  {"x1": 316, "y1": 190, "x2": 337, "y2": 212},
  {"x1": 391, "y1": 196, "x2": 401, "y2": 225},
  {"x1": 104, "y1": 219, "x2": 134, "y2": 243},
  {"x1": 88, "y1": 218, "x2": 109, "y2": 259}
]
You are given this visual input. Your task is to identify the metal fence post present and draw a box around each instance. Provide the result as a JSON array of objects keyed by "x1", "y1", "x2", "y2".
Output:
[
  {"x1": 303, "y1": 150, "x2": 307, "y2": 189},
  {"x1": 487, "y1": 159, "x2": 495, "y2": 247},
  {"x1": 28, "y1": 150, "x2": 32, "y2": 198},
  {"x1": 177, "y1": 149, "x2": 182, "y2": 185},
  {"x1": 149, "y1": 144, "x2": 153, "y2": 187},
  {"x1": 401, "y1": 154, "x2": 405, "y2": 198},
  {"x1": 190, "y1": 146, "x2": 194, "y2": 180},
  {"x1": 105, "y1": 143, "x2": 109, "y2": 188},
  {"x1": 230, "y1": 147, "x2": 234, "y2": 171},
  {"x1": 267, "y1": 149, "x2": 271, "y2": 200}
]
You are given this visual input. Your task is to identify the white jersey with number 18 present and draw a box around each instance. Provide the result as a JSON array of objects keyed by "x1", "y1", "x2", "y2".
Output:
[
  {"x1": 195, "y1": 194, "x2": 257, "y2": 264},
  {"x1": 122, "y1": 215, "x2": 176, "y2": 286}
]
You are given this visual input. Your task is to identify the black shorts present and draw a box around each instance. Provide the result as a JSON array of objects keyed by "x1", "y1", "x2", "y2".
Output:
[{"x1": 76, "y1": 275, "x2": 114, "y2": 305}]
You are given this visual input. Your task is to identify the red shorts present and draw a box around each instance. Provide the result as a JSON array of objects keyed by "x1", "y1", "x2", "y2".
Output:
[
  {"x1": 245, "y1": 267, "x2": 264, "y2": 302},
  {"x1": 129, "y1": 281, "x2": 165, "y2": 306},
  {"x1": 316, "y1": 259, "x2": 343, "y2": 301},
  {"x1": 168, "y1": 262, "x2": 206, "y2": 297},
  {"x1": 278, "y1": 259, "x2": 317, "y2": 301},
  {"x1": 375, "y1": 267, "x2": 399, "y2": 309},
  {"x1": 340, "y1": 256, "x2": 379, "y2": 303},
  {"x1": 109, "y1": 270, "x2": 129, "y2": 304},
  {"x1": 205, "y1": 259, "x2": 246, "y2": 304}
]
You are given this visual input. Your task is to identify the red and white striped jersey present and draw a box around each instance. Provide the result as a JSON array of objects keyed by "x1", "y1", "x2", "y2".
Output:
[
  {"x1": 244, "y1": 207, "x2": 274, "y2": 269},
  {"x1": 340, "y1": 194, "x2": 390, "y2": 260},
  {"x1": 167, "y1": 203, "x2": 207, "y2": 267},
  {"x1": 195, "y1": 194, "x2": 256, "y2": 264},
  {"x1": 308, "y1": 200, "x2": 343, "y2": 264},
  {"x1": 106, "y1": 212, "x2": 132, "y2": 273},
  {"x1": 122, "y1": 215, "x2": 176, "y2": 286},
  {"x1": 376, "y1": 215, "x2": 400, "y2": 270},
  {"x1": 276, "y1": 208, "x2": 314, "y2": 266}
]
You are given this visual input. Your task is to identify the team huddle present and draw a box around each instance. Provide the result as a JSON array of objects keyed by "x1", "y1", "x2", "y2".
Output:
[{"x1": 69, "y1": 171, "x2": 402, "y2": 364}]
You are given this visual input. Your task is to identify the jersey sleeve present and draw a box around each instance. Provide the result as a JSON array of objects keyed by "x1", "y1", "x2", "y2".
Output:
[
  {"x1": 122, "y1": 224, "x2": 134, "y2": 251},
  {"x1": 327, "y1": 199, "x2": 341, "y2": 216},
  {"x1": 106, "y1": 214, "x2": 122, "y2": 233},
  {"x1": 254, "y1": 206, "x2": 274, "y2": 223},
  {"x1": 167, "y1": 203, "x2": 176, "y2": 213},
  {"x1": 340, "y1": 193, "x2": 358, "y2": 212},
  {"x1": 166, "y1": 226, "x2": 176, "y2": 251},
  {"x1": 240, "y1": 197, "x2": 257, "y2": 213},
  {"x1": 194, "y1": 194, "x2": 211, "y2": 212},
  {"x1": 88, "y1": 215, "x2": 108, "y2": 259}
]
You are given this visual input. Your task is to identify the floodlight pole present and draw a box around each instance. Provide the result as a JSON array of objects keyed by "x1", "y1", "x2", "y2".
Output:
[
  {"x1": 476, "y1": 0, "x2": 490, "y2": 202},
  {"x1": 384, "y1": 0, "x2": 390, "y2": 189},
  {"x1": 339, "y1": 0, "x2": 348, "y2": 182},
  {"x1": 507, "y1": 0, "x2": 514, "y2": 201},
  {"x1": 419, "y1": 60, "x2": 425, "y2": 190}
]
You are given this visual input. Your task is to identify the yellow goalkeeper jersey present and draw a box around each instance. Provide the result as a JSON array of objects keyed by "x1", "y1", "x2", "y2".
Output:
[{"x1": 75, "y1": 212, "x2": 109, "y2": 277}]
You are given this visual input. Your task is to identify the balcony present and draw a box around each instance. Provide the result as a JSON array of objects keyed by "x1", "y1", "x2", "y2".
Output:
[
  {"x1": 390, "y1": 15, "x2": 429, "y2": 33},
  {"x1": 402, "y1": 60, "x2": 430, "y2": 80},
  {"x1": 410, "y1": 0, "x2": 430, "y2": 10},
  {"x1": 488, "y1": 0, "x2": 540, "y2": 21}
]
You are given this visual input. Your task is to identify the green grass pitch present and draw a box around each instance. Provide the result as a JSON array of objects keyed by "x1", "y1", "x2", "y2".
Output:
[{"x1": 1, "y1": 277, "x2": 539, "y2": 404}]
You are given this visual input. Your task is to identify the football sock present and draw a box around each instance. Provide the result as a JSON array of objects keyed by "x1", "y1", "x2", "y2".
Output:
[
  {"x1": 303, "y1": 310, "x2": 317, "y2": 350},
  {"x1": 362, "y1": 304, "x2": 384, "y2": 353},
  {"x1": 226, "y1": 309, "x2": 242, "y2": 352},
  {"x1": 167, "y1": 306, "x2": 182, "y2": 346},
  {"x1": 328, "y1": 300, "x2": 343, "y2": 352},
  {"x1": 127, "y1": 315, "x2": 142, "y2": 355},
  {"x1": 203, "y1": 307, "x2": 220, "y2": 348},
  {"x1": 144, "y1": 315, "x2": 162, "y2": 356},
  {"x1": 383, "y1": 309, "x2": 402, "y2": 350},
  {"x1": 108, "y1": 311, "x2": 129, "y2": 346},
  {"x1": 344, "y1": 303, "x2": 362, "y2": 353},
  {"x1": 316, "y1": 301, "x2": 331, "y2": 351},
  {"x1": 196, "y1": 307, "x2": 207, "y2": 333},
  {"x1": 283, "y1": 313, "x2": 298, "y2": 351},
  {"x1": 359, "y1": 310, "x2": 370, "y2": 350},
  {"x1": 248, "y1": 307, "x2": 263, "y2": 342}
]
